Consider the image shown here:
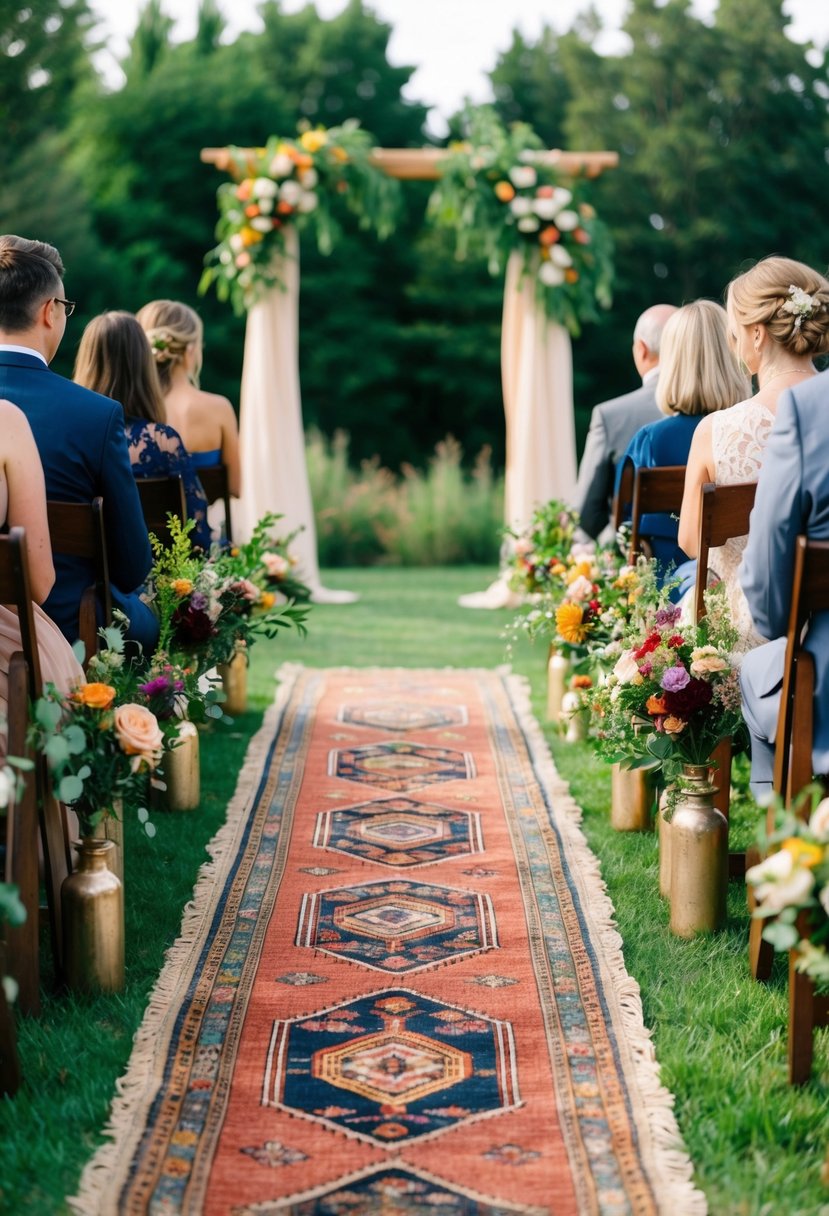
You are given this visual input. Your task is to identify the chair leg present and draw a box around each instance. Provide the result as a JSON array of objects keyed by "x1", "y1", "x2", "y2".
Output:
[
  {"x1": 0, "y1": 965, "x2": 21, "y2": 1097},
  {"x1": 5, "y1": 658, "x2": 39, "y2": 1015},
  {"x1": 38, "y1": 764, "x2": 71, "y2": 982},
  {"x1": 711, "y1": 737, "x2": 732, "y2": 819},
  {"x1": 746, "y1": 843, "x2": 775, "y2": 982},
  {"x1": 788, "y1": 946, "x2": 816, "y2": 1085}
]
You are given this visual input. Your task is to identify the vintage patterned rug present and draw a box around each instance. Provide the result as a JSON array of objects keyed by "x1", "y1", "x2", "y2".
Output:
[{"x1": 72, "y1": 666, "x2": 706, "y2": 1216}]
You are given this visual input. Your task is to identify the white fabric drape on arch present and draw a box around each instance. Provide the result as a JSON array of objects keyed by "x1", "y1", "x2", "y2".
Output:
[
  {"x1": 459, "y1": 251, "x2": 577, "y2": 608},
  {"x1": 234, "y1": 227, "x2": 356, "y2": 603}
]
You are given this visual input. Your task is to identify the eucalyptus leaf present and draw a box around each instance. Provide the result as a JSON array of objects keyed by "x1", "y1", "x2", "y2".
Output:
[
  {"x1": 58, "y1": 774, "x2": 85, "y2": 803},
  {"x1": 35, "y1": 699, "x2": 62, "y2": 730}
]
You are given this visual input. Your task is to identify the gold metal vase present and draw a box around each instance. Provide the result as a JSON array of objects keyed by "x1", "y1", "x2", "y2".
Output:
[
  {"x1": 546, "y1": 648, "x2": 569, "y2": 722},
  {"x1": 91, "y1": 800, "x2": 124, "y2": 884},
  {"x1": 669, "y1": 763, "x2": 728, "y2": 938},
  {"x1": 159, "y1": 721, "x2": 200, "y2": 812},
  {"x1": 560, "y1": 690, "x2": 588, "y2": 742},
  {"x1": 62, "y1": 838, "x2": 124, "y2": 993},
  {"x1": 218, "y1": 645, "x2": 248, "y2": 716},
  {"x1": 610, "y1": 763, "x2": 656, "y2": 831},
  {"x1": 657, "y1": 787, "x2": 672, "y2": 900}
]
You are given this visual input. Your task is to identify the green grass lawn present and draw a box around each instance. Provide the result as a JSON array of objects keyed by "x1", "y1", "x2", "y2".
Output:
[{"x1": 1, "y1": 566, "x2": 827, "y2": 1215}]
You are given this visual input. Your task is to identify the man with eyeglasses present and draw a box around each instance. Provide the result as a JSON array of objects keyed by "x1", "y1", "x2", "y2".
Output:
[{"x1": 0, "y1": 234, "x2": 155, "y2": 650}]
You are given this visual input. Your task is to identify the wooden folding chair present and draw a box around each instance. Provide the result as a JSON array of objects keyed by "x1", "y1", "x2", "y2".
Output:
[
  {"x1": 0, "y1": 942, "x2": 21, "y2": 1096},
  {"x1": 46, "y1": 497, "x2": 111, "y2": 672},
  {"x1": 626, "y1": 465, "x2": 687, "y2": 563},
  {"x1": 693, "y1": 481, "x2": 758, "y2": 853},
  {"x1": 136, "y1": 475, "x2": 186, "y2": 548},
  {"x1": 197, "y1": 463, "x2": 233, "y2": 545},
  {"x1": 757, "y1": 536, "x2": 829, "y2": 1081}
]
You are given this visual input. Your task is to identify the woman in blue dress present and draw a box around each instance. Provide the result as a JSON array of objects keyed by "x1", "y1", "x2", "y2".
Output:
[
  {"x1": 614, "y1": 299, "x2": 749, "y2": 580},
  {"x1": 73, "y1": 312, "x2": 211, "y2": 553}
]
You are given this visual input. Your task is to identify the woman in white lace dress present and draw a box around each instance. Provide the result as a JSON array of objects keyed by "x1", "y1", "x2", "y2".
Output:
[{"x1": 677, "y1": 257, "x2": 829, "y2": 653}]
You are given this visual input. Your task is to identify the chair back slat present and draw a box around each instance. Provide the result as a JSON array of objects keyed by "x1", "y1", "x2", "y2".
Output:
[
  {"x1": 0, "y1": 528, "x2": 41, "y2": 698},
  {"x1": 694, "y1": 481, "x2": 757, "y2": 623},
  {"x1": 136, "y1": 476, "x2": 186, "y2": 548},
  {"x1": 196, "y1": 464, "x2": 233, "y2": 545},
  {"x1": 612, "y1": 457, "x2": 635, "y2": 534},
  {"x1": 627, "y1": 465, "x2": 687, "y2": 562},
  {"x1": 46, "y1": 497, "x2": 112, "y2": 656}
]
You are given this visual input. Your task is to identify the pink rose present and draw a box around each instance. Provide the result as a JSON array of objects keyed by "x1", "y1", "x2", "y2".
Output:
[
  {"x1": 114, "y1": 704, "x2": 164, "y2": 771},
  {"x1": 262, "y1": 551, "x2": 289, "y2": 579}
]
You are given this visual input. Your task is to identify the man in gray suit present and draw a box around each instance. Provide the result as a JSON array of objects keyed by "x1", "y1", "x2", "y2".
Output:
[
  {"x1": 572, "y1": 303, "x2": 676, "y2": 539},
  {"x1": 739, "y1": 369, "x2": 829, "y2": 792}
]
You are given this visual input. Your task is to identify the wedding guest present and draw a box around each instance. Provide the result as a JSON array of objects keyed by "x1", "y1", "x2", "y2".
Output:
[
  {"x1": 136, "y1": 300, "x2": 241, "y2": 496},
  {"x1": 73, "y1": 312, "x2": 211, "y2": 552},
  {"x1": 572, "y1": 303, "x2": 676, "y2": 539},
  {"x1": 739, "y1": 364, "x2": 829, "y2": 792},
  {"x1": 0, "y1": 235, "x2": 154, "y2": 650},
  {"x1": 0, "y1": 399, "x2": 84, "y2": 724},
  {"x1": 678, "y1": 257, "x2": 829, "y2": 653},
  {"x1": 615, "y1": 299, "x2": 749, "y2": 577}
]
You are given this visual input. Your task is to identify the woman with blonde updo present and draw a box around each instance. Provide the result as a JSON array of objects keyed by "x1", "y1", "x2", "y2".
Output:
[
  {"x1": 678, "y1": 256, "x2": 829, "y2": 651},
  {"x1": 136, "y1": 300, "x2": 241, "y2": 500}
]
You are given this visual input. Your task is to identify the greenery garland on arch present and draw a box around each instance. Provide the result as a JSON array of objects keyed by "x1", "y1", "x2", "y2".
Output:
[
  {"x1": 427, "y1": 108, "x2": 614, "y2": 337},
  {"x1": 199, "y1": 121, "x2": 402, "y2": 315}
]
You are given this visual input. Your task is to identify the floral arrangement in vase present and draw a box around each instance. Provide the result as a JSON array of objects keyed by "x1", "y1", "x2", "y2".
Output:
[
  {"x1": 216, "y1": 512, "x2": 311, "y2": 605},
  {"x1": 591, "y1": 583, "x2": 745, "y2": 787},
  {"x1": 428, "y1": 107, "x2": 613, "y2": 335},
  {"x1": 148, "y1": 516, "x2": 309, "y2": 677},
  {"x1": 506, "y1": 498, "x2": 581, "y2": 596},
  {"x1": 200, "y1": 121, "x2": 401, "y2": 314},
  {"x1": 747, "y1": 784, "x2": 829, "y2": 990}
]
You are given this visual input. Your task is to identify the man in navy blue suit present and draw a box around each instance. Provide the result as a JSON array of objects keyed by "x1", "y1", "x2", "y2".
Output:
[{"x1": 0, "y1": 234, "x2": 156, "y2": 650}]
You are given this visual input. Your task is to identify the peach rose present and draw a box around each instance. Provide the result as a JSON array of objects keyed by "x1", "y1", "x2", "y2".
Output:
[
  {"x1": 74, "y1": 683, "x2": 116, "y2": 710},
  {"x1": 114, "y1": 704, "x2": 164, "y2": 771},
  {"x1": 262, "y1": 551, "x2": 289, "y2": 579},
  {"x1": 663, "y1": 716, "x2": 687, "y2": 734}
]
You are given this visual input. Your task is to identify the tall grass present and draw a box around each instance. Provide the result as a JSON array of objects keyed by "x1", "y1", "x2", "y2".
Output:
[{"x1": 306, "y1": 428, "x2": 503, "y2": 566}]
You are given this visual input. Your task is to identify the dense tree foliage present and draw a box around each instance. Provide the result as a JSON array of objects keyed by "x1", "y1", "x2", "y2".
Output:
[{"x1": 1, "y1": 0, "x2": 826, "y2": 467}]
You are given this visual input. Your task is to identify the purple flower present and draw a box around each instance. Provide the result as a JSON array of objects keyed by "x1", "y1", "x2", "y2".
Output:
[
  {"x1": 661, "y1": 664, "x2": 690, "y2": 693},
  {"x1": 190, "y1": 591, "x2": 208, "y2": 612},
  {"x1": 655, "y1": 604, "x2": 682, "y2": 627},
  {"x1": 139, "y1": 676, "x2": 172, "y2": 698}
]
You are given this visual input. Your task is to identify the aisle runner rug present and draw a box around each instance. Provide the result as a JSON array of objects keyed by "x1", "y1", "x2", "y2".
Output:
[{"x1": 73, "y1": 667, "x2": 706, "y2": 1216}]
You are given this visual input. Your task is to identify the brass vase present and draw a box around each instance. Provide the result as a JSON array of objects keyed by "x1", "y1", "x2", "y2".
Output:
[
  {"x1": 91, "y1": 801, "x2": 124, "y2": 884},
  {"x1": 546, "y1": 649, "x2": 569, "y2": 722},
  {"x1": 159, "y1": 721, "x2": 200, "y2": 812},
  {"x1": 657, "y1": 788, "x2": 672, "y2": 900},
  {"x1": 610, "y1": 763, "x2": 656, "y2": 831},
  {"x1": 218, "y1": 646, "x2": 248, "y2": 716},
  {"x1": 669, "y1": 763, "x2": 728, "y2": 938},
  {"x1": 62, "y1": 838, "x2": 124, "y2": 993},
  {"x1": 560, "y1": 690, "x2": 588, "y2": 742}
]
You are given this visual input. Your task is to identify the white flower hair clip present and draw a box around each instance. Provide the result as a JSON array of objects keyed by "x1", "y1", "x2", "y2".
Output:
[{"x1": 781, "y1": 284, "x2": 819, "y2": 330}]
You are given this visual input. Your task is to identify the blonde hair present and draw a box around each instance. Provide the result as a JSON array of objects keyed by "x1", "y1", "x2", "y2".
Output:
[
  {"x1": 136, "y1": 299, "x2": 203, "y2": 392},
  {"x1": 73, "y1": 311, "x2": 166, "y2": 424},
  {"x1": 656, "y1": 299, "x2": 749, "y2": 417},
  {"x1": 727, "y1": 256, "x2": 829, "y2": 358}
]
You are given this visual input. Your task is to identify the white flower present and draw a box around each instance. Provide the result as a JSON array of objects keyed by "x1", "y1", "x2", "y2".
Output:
[
  {"x1": 229, "y1": 233, "x2": 244, "y2": 253},
  {"x1": 517, "y1": 216, "x2": 540, "y2": 233},
  {"x1": 539, "y1": 261, "x2": 565, "y2": 287},
  {"x1": 299, "y1": 168, "x2": 318, "y2": 189},
  {"x1": 550, "y1": 245, "x2": 573, "y2": 268},
  {"x1": 569, "y1": 541, "x2": 596, "y2": 560},
  {"x1": 820, "y1": 885, "x2": 829, "y2": 917},
  {"x1": 0, "y1": 767, "x2": 14, "y2": 809},
  {"x1": 746, "y1": 849, "x2": 816, "y2": 915},
  {"x1": 533, "y1": 197, "x2": 559, "y2": 220},
  {"x1": 253, "y1": 177, "x2": 278, "y2": 198},
  {"x1": 809, "y1": 797, "x2": 829, "y2": 842},
  {"x1": 257, "y1": 197, "x2": 274, "y2": 215},
  {"x1": 269, "y1": 153, "x2": 295, "y2": 178},
  {"x1": 250, "y1": 216, "x2": 272, "y2": 233},
  {"x1": 509, "y1": 196, "x2": 534, "y2": 218},
  {"x1": 555, "y1": 209, "x2": 580, "y2": 231},
  {"x1": 509, "y1": 165, "x2": 537, "y2": 189},
  {"x1": 613, "y1": 652, "x2": 640, "y2": 684},
  {"x1": 566, "y1": 575, "x2": 594, "y2": 602},
  {"x1": 297, "y1": 191, "x2": 318, "y2": 214},
  {"x1": 279, "y1": 180, "x2": 303, "y2": 206},
  {"x1": 551, "y1": 187, "x2": 572, "y2": 210}
]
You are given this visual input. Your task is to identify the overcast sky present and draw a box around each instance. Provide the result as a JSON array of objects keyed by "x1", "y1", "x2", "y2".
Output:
[{"x1": 87, "y1": 0, "x2": 829, "y2": 135}]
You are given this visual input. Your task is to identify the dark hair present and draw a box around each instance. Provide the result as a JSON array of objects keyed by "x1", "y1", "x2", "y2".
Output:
[
  {"x1": 73, "y1": 311, "x2": 167, "y2": 424},
  {"x1": 0, "y1": 235, "x2": 64, "y2": 332}
]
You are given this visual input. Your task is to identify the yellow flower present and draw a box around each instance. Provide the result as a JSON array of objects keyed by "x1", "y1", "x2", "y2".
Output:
[
  {"x1": 300, "y1": 129, "x2": 328, "y2": 153},
  {"x1": 550, "y1": 562, "x2": 566, "y2": 576},
  {"x1": 782, "y1": 837, "x2": 825, "y2": 869},
  {"x1": 171, "y1": 578, "x2": 193, "y2": 597},
  {"x1": 556, "y1": 602, "x2": 588, "y2": 644},
  {"x1": 74, "y1": 683, "x2": 116, "y2": 710},
  {"x1": 240, "y1": 226, "x2": 264, "y2": 247},
  {"x1": 260, "y1": 591, "x2": 276, "y2": 610},
  {"x1": 331, "y1": 145, "x2": 349, "y2": 163},
  {"x1": 566, "y1": 559, "x2": 594, "y2": 584}
]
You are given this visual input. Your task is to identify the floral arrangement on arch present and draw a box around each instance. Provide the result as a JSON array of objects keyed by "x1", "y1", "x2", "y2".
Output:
[
  {"x1": 591, "y1": 583, "x2": 745, "y2": 786},
  {"x1": 214, "y1": 512, "x2": 311, "y2": 606},
  {"x1": 200, "y1": 121, "x2": 401, "y2": 314},
  {"x1": 506, "y1": 498, "x2": 581, "y2": 597},
  {"x1": 746, "y1": 785, "x2": 829, "y2": 990},
  {"x1": 428, "y1": 107, "x2": 614, "y2": 335}
]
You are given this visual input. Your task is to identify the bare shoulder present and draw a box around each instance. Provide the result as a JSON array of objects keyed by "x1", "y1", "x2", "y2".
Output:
[
  {"x1": 196, "y1": 389, "x2": 236, "y2": 416},
  {"x1": 0, "y1": 398, "x2": 29, "y2": 429}
]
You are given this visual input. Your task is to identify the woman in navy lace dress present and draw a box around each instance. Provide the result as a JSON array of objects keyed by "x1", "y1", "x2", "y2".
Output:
[{"x1": 73, "y1": 312, "x2": 210, "y2": 552}]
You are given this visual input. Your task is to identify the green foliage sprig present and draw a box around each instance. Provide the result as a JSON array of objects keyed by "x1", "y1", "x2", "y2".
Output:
[
  {"x1": 200, "y1": 121, "x2": 402, "y2": 315},
  {"x1": 428, "y1": 107, "x2": 613, "y2": 336}
]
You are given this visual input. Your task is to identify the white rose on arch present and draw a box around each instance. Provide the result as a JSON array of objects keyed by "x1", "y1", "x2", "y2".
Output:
[
  {"x1": 509, "y1": 165, "x2": 537, "y2": 189},
  {"x1": 533, "y1": 197, "x2": 558, "y2": 220},
  {"x1": 510, "y1": 196, "x2": 534, "y2": 218},
  {"x1": 297, "y1": 192, "x2": 319, "y2": 214},
  {"x1": 555, "y1": 209, "x2": 580, "y2": 232},
  {"x1": 539, "y1": 261, "x2": 566, "y2": 287},
  {"x1": 279, "y1": 180, "x2": 303, "y2": 206},
  {"x1": 299, "y1": 168, "x2": 319, "y2": 189},
  {"x1": 253, "y1": 177, "x2": 278, "y2": 198},
  {"x1": 552, "y1": 187, "x2": 573, "y2": 210},
  {"x1": 250, "y1": 217, "x2": 273, "y2": 233},
  {"x1": 269, "y1": 153, "x2": 295, "y2": 178},
  {"x1": 517, "y1": 216, "x2": 540, "y2": 233},
  {"x1": 550, "y1": 245, "x2": 573, "y2": 268}
]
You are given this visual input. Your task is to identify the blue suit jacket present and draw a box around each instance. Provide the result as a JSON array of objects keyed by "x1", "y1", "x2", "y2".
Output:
[
  {"x1": 739, "y1": 370, "x2": 829, "y2": 773},
  {"x1": 0, "y1": 350, "x2": 152, "y2": 644}
]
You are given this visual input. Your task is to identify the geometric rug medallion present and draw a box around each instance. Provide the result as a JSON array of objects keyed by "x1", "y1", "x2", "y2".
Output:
[{"x1": 71, "y1": 666, "x2": 706, "y2": 1216}]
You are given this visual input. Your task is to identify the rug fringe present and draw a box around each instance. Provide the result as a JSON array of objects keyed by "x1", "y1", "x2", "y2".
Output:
[
  {"x1": 503, "y1": 672, "x2": 709, "y2": 1216},
  {"x1": 68, "y1": 666, "x2": 304, "y2": 1216}
]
